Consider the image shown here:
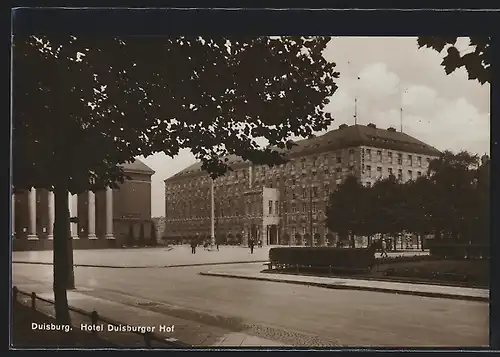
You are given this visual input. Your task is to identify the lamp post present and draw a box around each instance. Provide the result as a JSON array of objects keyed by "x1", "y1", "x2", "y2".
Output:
[
  {"x1": 210, "y1": 177, "x2": 215, "y2": 248},
  {"x1": 309, "y1": 185, "x2": 313, "y2": 246}
]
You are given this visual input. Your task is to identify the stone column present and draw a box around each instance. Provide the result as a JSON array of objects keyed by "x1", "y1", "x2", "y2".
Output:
[
  {"x1": 69, "y1": 192, "x2": 79, "y2": 239},
  {"x1": 27, "y1": 188, "x2": 38, "y2": 240},
  {"x1": 88, "y1": 191, "x2": 97, "y2": 239},
  {"x1": 47, "y1": 191, "x2": 55, "y2": 239},
  {"x1": 12, "y1": 193, "x2": 15, "y2": 238},
  {"x1": 105, "y1": 187, "x2": 115, "y2": 239}
]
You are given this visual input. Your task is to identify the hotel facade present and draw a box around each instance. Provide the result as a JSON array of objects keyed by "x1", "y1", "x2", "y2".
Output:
[{"x1": 163, "y1": 123, "x2": 441, "y2": 246}]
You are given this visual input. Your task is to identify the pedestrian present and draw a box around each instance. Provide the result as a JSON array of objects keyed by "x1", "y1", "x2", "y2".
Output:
[
  {"x1": 216, "y1": 242, "x2": 219, "y2": 251},
  {"x1": 249, "y1": 239, "x2": 255, "y2": 254},
  {"x1": 191, "y1": 239, "x2": 197, "y2": 254},
  {"x1": 381, "y1": 239, "x2": 388, "y2": 258}
]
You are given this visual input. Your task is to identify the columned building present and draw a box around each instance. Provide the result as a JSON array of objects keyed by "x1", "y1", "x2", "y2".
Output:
[
  {"x1": 12, "y1": 160, "x2": 156, "y2": 251},
  {"x1": 163, "y1": 124, "x2": 441, "y2": 246}
]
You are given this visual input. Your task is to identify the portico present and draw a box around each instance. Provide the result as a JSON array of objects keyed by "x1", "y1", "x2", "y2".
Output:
[{"x1": 12, "y1": 187, "x2": 115, "y2": 241}]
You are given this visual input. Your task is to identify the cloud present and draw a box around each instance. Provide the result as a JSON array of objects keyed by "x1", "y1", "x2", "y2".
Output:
[
  {"x1": 402, "y1": 85, "x2": 438, "y2": 114},
  {"x1": 356, "y1": 62, "x2": 400, "y2": 98}
]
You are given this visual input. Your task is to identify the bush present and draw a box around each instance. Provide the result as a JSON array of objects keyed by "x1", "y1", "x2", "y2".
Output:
[
  {"x1": 377, "y1": 255, "x2": 436, "y2": 265},
  {"x1": 428, "y1": 242, "x2": 490, "y2": 259},
  {"x1": 269, "y1": 247, "x2": 375, "y2": 272}
]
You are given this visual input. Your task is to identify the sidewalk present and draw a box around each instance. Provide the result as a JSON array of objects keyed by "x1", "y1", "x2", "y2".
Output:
[
  {"x1": 200, "y1": 264, "x2": 489, "y2": 302},
  {"x1": 14, "y1": 284, "x2": 287, "y2": 348},
  {"x1": 13, "y1": 246, "x2": 270, "y2": 268}
]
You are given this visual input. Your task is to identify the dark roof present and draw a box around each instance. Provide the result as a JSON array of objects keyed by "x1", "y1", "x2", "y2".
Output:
[
  {"x1": 164, "y1": 124, "x2": 440, "y2": 182},
  {"x1": 122, "y1": 159, "x2": 155, "y2": 174},
  {"x1": 283, "y1": 124, "x2": 441, "y2": 157}
]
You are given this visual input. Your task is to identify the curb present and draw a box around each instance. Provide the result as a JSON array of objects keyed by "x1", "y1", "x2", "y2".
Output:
[
  {"x1": 262, "y1": 270, "x2": 488, "y2": 290},
  {"x1": 13, "y1": 260, "x2": 268, "y2": 269},
  {"x1": 199, "y1": 272, "x2": 488, "y2": 303}
]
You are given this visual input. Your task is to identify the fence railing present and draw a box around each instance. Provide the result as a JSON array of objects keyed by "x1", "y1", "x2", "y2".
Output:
[{"x1": 12, "y1": 286, "x2": 190, "y2": 348}]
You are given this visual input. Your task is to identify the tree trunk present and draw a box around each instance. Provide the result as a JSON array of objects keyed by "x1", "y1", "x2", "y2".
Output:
[{"x1": 53, "y1": 187, "x2": 73, "y2": 324}]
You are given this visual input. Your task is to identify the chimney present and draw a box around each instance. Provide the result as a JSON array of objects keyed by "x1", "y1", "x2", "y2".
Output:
[
  {"x1": 339, "y1": 124, "x2": 348, "y2": 129},
  {"x1": 387, "y1": 127, "x2": 396, "y2": 132},
  {"x1": 367, "y1": 123, "x2": 376, "y2": 129}
]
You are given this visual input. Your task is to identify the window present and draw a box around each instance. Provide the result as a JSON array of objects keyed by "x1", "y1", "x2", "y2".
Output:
[
  {"x1": 398, "y1": 168, "x2": 403, "y2": 180},
  {"x1": 275, "y1": 200, "x2": 279, "y2": 215},
  {"x1": 313, "y1": 187, "x2": 318, "y2": 197},
  {"x1": 408, "y1": 155, "x2": 413, "y2": 166},
  {"x1": 417, "y1": 171, "x2": 422, "y2": 177},
  {"x1": 312, "y1": 158, "x2": 317, "y2": 167},
  {"x1": 291, "y1": 203, "x2": 296, "y2": 213},
  {"x1": 268, "y1": 200, "x2": 273, "y2": 214},
  {"x1": 349, "y1": 149, "x2": 355, "y2": 162},
  {"x1": 292, "y1": 178, "x2": 296, "y2": 185},
  {"x1": 398, "y1": 153, "x2": 403, "y2": 165},
  {"x1": 408, "y1": 170, "x2": 413, "y2": 180},
  {"x1": 366, "y1": 149, "x2": 371, "y2": 160},
  {"x1": 292, "y1": 193, "x2": 296, "y2": 200},
  {"x1": 377, "y1": 150, "x2": 382, "y2": 161},
  {"x1": 312, "y1": 202, "x2": 317, "y2": 212},
  {"x1": 366, "y1": 165, "x2": 372, "y2": 177},
  {"x1": 323, "y1": 154, "x2": 329, "y2": 164},
  {"x1": 302, "y1": 203, "x2": 307, "y2": 213},
  {"x1": 313, "y1": 226, "x2": 317, "y2": 235},
  {"x1": 388, "y1": 151, "x2": 393, "y2": 163},
  {"x1": 302, "y1": 189, "x2": 307, "y2": 199},
  {"x1": 336, "y1": 156, "x2": 342, "y2": 164},
  {"x1": 417, "y1": 156, "x2": 422, "y2": 166},
  {"x1": 427, "y1": 157, "x2": 431, "y2": 164},
  {"x1": 377, "y1": 166, "x2": 382, "y2": 178},
  {"x1": 302, "y1": 227, "x2": 306, "y2": 235},
  {"x1": 301, "y1": 160, "x2": 306, "y2": 169}
]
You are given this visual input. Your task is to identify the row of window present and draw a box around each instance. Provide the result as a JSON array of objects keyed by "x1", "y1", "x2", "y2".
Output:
[
  {"x1": 364, "y1": 166, "x2": 424, "y2": 180},
  {"x1": 362, "y1": 149, "x2": 430, "y2": 167}
]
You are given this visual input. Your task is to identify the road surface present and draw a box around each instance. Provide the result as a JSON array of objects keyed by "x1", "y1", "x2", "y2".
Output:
[{"x1": 13, "y1": 261, "x2": 488, "y2": 347}]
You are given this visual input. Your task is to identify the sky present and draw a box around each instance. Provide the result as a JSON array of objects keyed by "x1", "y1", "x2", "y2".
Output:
[{"x1": 137, "y1": 36, "x2": 490, "y2": 217}]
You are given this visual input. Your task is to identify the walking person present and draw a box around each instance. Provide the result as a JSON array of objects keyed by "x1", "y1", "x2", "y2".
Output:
[
  {"x1": 380, "y1": 239, "x2": 389, "y2": 258},
  {"x1": 191, "y1": 239, "x2": 197, "y2": 254},
  {"x1": 216, "y1": 242, "x2": 219, "y2": 251},
  {"x1": 249, "y1": 238, "x2": 255, "y2": 254}
]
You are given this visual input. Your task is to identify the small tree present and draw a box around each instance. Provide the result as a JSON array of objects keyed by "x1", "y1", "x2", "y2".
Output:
[{"x1": 325, "y1": 175, "x2": 367, "y2": 248}]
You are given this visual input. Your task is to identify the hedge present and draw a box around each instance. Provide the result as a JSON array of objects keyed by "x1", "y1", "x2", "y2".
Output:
[
  {"x1": 427, "y1": 242, "x2": 490, "y2": 259},
  {"x1": 269, "y1": 247, "x2": 375, "y2": 272}
]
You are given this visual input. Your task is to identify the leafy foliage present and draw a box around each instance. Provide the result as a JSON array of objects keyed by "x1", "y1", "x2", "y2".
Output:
[
  {"x1": 417, "y1": 36, "x2": 490, "y2": 85},
  {"x1": 325, "y1": 151, "x2": 490, "y2": 245},
  {"x1": 13, "y1": 35, "x2": 339, "y2": 322}
]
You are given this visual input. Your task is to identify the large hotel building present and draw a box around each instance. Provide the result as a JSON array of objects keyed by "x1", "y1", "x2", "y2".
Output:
[{"x1": 164, "y1": 123, "x2": 440, "y2": 246}]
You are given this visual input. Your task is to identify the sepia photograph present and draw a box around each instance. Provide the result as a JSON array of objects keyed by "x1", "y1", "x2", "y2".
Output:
[{"x1": 10, "y1": 8, "x2": 491, "y2": 350}]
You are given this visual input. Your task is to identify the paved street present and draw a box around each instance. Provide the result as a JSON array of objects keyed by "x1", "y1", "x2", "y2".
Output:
[
  {"x1": 13, "y1": 245, "x2": 428, "y2": 268},
  {"x1": 13, "y1": 253, "x2": 488, "y2": 347}
]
